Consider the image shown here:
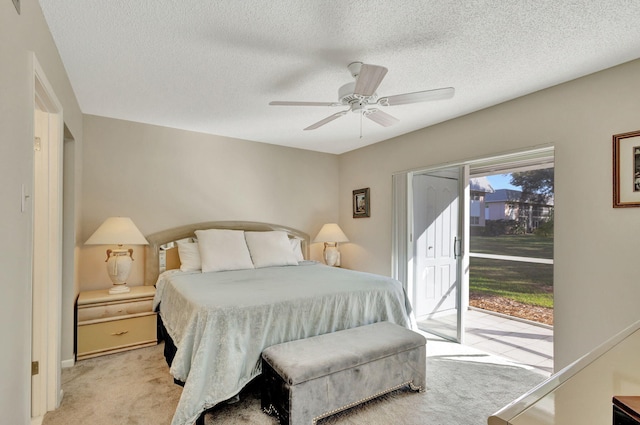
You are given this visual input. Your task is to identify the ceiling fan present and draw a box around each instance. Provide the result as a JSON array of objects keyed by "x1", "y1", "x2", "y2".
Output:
[{"x1": 269, "y1": 61, "x2": 455, "y2": 131}]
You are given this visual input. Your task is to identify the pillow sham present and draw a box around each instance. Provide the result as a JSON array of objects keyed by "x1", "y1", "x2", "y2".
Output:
[
  {"x1": 176, "y1": 240, "x2": 201, "y2": 272},
  {"x1": 289, "y1": 237, "x2": 305, "y2": 262},
  {"x1": 245, "y1": 231, "x2": 299, "y2": 268},
  {"x1": 195, "y1": 229, "x2": 254, "y2": 273}
]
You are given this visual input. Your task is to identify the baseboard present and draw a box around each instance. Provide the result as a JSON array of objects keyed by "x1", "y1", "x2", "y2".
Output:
[
  {"x1": 31, "y1": 415, "x2": 43, "y2": 425},
  {"x1": 61, "y1": 358, "x2": 75, "y2": 368}
]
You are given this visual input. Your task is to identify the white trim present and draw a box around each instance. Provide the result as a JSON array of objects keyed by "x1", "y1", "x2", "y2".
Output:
[
  {"x1": 392, "y1": 144, "x2": 554, "y2": 177},
  {"x1": 61, "y1": 359, "x2": 75, "y2": 369},
  {"x1": 460, "y1": 164, "x2": 470, "y2": 340},
  {"x1": 469, "y1": 150, "x2": 554, "y2": 177},
  {"x1": 469, "y1": 252, "x2": 554, "y2": 264},
  {"x1": 31, "y1": 53, "x2": 64, "y2": 418},
  {"x1": 391, "y1": 174, "x2": 408, "y2": 284}
]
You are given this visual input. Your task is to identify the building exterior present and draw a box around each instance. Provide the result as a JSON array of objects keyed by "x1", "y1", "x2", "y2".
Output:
[
  {"x1": 485, "y1": 189, "x2": 553, "y2": 231},
  {"x1": 469, "y1": 177, "x2": 494, "y2": 227},
  {"x1": 470, "y1": 176, "x2": 553, "y2": 232}
]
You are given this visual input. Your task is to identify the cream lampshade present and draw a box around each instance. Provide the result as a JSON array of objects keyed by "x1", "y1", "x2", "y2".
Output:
[
  {"x1": 85, "y1": 217, "x2": 149, "y2": 294},
  {"x1": 313, "y1": 223, "x2": 349, "y2": 267}
]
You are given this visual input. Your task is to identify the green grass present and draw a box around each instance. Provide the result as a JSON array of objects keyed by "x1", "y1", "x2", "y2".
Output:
[
  {"x1": 470, "y1": 234, "x2": 553, "y2": 259},
  {"x1": 469, "y1": 234, "x2": 554, "y2": 309}
]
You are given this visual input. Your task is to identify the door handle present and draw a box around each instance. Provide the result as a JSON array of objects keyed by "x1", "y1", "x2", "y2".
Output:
[{"x1": 453, "y1": 237, "x2": 462, "y2": 259}]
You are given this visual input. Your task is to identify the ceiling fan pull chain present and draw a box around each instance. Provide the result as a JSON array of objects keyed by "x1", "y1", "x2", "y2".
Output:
[{"x1": 360, "y1": 111, "x2": 363, "y2": 138}]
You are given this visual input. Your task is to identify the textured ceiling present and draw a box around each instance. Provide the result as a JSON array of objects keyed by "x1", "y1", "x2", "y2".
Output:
[{"x1": 39, "y1": 1, "x2": 640, "y2": 154}]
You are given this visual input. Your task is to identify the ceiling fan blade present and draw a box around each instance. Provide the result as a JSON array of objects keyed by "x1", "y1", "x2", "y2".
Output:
[
  {"x1": 269, "y1": 101, "x2": 340, "y2": 107},
  {"x1": 364, "y1": 108, "x2": 399, "y2": 127},
  {"x1": 353, "y1": 64, "x2": 388, "y2": 97},
  {"x1": 304, "y1": 110, "x2": 349, "y2": 130},
  {"x1": 378, "y1": 87, "x2": 455, "y2": 106}
]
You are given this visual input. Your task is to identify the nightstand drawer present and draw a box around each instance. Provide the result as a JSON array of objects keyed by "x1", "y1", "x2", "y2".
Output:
[
  {"x1": 77, "y1": 314, "x2": 156, "y2": 360},
  {"x1": 78, "y1": 298, "x2": 154, "y2": 323}
]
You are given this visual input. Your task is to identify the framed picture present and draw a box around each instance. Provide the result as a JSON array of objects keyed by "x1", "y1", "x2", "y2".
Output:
[
  {"x1": 613, "y1": 130, "x2": 640, "y2": 208},
  {"x1": 353, "y1": 188, "x2": 370, "y2": 218}
]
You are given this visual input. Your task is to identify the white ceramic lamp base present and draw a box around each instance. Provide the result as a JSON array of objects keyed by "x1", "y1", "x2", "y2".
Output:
[
  {"x1": 323, "y1": 244, "x2": 341, "y2": 267},
  {"x1": 106, "y1": 248, "x2": 133, "y2": 294}
]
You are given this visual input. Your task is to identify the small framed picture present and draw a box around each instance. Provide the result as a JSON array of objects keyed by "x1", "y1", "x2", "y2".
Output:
[
  {"x1": 353, "y1": 188, "x2": 370, "y2": 218},
  {"x1": 613, "y1": 130, "x2": 640, "y2": 207}
]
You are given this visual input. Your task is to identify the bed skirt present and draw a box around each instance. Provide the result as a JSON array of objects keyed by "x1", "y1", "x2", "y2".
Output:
[{"x1": 157, "y1": 314, "x2": 186, "y2": 387}]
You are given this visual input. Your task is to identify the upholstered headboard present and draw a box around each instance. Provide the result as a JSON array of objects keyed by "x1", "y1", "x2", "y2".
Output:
[{"x1": 143, "y1": 221, "x2": 310, "y2": 286}]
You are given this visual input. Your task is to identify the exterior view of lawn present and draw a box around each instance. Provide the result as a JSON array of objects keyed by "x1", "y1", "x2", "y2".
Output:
[{"x1": 469, "y1": 235, "x2": 554, "y2": 324}]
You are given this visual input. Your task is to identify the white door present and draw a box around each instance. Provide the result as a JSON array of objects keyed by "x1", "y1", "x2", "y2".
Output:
[{"x1": 412, "y1": 168, "x2": 462, "y2": 341}]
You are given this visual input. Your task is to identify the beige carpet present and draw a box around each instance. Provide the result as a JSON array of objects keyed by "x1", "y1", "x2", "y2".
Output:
[{"x1": 43, "y1": 340, "x2": 544, "y2": 425}]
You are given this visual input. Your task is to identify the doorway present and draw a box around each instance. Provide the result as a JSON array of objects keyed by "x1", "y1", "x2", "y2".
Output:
[
  {"x1": 31, "y1": 54, "x2": 64, "y2": 420},
  {"x1": 465, "y1": 159, "x2": 554, "y2": 373},
  {"x1": 393, "y1": 146, "x2": 555, "y2": 371}
]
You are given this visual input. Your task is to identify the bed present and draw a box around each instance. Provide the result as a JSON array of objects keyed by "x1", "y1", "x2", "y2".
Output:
[{"x1": 145, "y1": 221, "x2": 414, "y2": 425}]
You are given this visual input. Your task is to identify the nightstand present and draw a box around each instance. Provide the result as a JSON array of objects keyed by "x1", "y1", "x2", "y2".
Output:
[{"x1": 77, "y1": 285, "x2": 157, "y2": 360}]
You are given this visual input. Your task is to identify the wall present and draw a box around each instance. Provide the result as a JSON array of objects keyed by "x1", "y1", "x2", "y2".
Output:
[
  {"x1": 79, "y1": 115, "x2": 339, "y2": 290},
  {"x1": 5, "y1": 4, "x2": 636, "y2": 414},
  {"x1": 0, "y1": 0, "x2": 83, "y2": 423},
  {"x1": 338, "y1": 58, "x2": 640, "y2": 369}
]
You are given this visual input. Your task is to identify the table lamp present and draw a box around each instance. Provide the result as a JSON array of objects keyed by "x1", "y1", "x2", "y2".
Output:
[
  {"x1": 313, "y1": 223, "x2": 349, "y2": 267},
  {"x1": 85, "y1": 217, "x2": 149, "y2": 294}
]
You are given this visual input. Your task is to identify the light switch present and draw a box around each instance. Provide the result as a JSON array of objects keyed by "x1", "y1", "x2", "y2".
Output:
[{"x1": 21, "y1": 184, "x2": 30, "y2": 213}]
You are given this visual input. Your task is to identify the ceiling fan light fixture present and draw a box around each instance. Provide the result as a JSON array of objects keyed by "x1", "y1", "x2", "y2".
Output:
[{"x1": 268, "y1": 62, "x2": 454, "y2": 131}]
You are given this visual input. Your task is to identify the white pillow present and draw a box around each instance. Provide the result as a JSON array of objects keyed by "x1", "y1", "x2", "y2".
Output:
[
  {"x1": 245, "y1": 231, "x2": 299, "y2": 268},
  {"x1": 289, "y1": 237, "x2": 305, "y2": 262},
  {"x1": 195, "y1": 229, "x2": 254, "y2": 273},
  {"x1": 176, "y1": 240, "x2": 201, "y2": 272}
]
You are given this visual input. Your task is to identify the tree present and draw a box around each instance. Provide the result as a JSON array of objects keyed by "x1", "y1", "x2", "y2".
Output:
[
  {"x1": 510, "y1": 168, "x2": 554, "y2": 233},
  {"x1": 510, "y1": 168, "x2": 554, "y2": 204}
]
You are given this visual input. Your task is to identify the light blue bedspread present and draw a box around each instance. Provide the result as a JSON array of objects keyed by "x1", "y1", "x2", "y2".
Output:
[{"x1": 154, "y1": 262, "x2": 413, "y2": 425}]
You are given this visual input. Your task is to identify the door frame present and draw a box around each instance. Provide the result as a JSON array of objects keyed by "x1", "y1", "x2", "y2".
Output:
[
  {"x1": 31, "y1": 53, "x2": 63, "y2": 420},
  {"x1": 391, "y1": 145, "x2": 554, "y2": 343},
  {"x1": 394, "y1": 164, "x2": 468, "y2": 343}
]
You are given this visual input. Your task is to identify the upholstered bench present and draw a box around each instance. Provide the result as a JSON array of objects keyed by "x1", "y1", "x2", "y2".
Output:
[{"x1": 261, "y1": 321, "x2": 426, "y2": 425}]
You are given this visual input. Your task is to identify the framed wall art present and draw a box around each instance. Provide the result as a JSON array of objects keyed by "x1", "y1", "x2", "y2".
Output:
[
  {"x1": 613, "y1": 130, "x2": 640, "y2": 208},
  {"x1": 353, "y1": 188, "x2": 370, "y2": 218}
]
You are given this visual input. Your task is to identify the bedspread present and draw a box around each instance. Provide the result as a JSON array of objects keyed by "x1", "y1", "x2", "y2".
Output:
[{"x1": 153, "y1": 261, "x2": 413, "y2": 425}]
